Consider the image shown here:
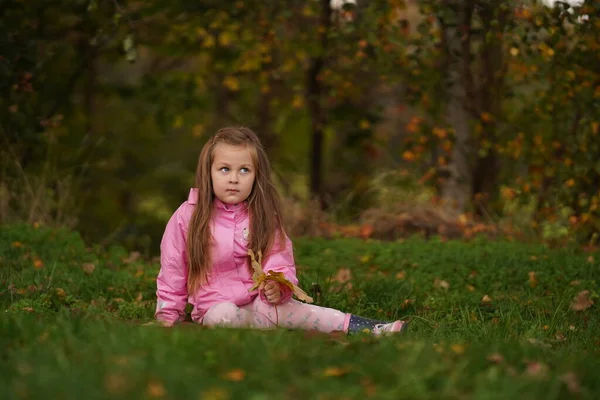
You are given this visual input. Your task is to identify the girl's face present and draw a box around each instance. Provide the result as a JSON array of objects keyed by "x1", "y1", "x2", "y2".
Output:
[{"x1": 211, "y1": 143, "x2": 256, "y2": 205}]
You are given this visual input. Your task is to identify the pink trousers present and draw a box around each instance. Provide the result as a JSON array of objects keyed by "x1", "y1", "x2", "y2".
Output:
[{"x1": 201, "y1": 297, "x2": 351, "y2": 333}]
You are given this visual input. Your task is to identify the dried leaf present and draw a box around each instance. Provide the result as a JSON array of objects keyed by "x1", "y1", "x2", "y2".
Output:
[
  {"x1": 525, "y1": 362, "x2": 548, "y2": 378},
  {"x1": 147, "y1": 380, "x2": 166, "y2": 398},
  {"x1": 528, "y1": 271, "x2": 538, "y2": 288},
  {"x1": 481, "y1": 295, "x2": 492, "y2": 303},
  {"x1": 434, "y1": 278, "x2": 450, "y2": 290},
  {"x1": 450, "y1": 344, "x2": 465, "y2": 354},
  {"x1": 561, "y1": 372, "x2": 581, "y2": 394},
  {"x1": 570, "y1": 290, "x2": 594, "y2": 311},
  {"x1": 82, "y1": 263, "x2": 95, "y2": 275},
  {"x1": 486, "y1": 353, "x2": 504, "y2": 364},
  {"x1": 123, "y1": 251, "x2": 141, "y2": 264},
  {"x1": 222, "y1": 369, "x2": 245, "y2": 382},
  {"x1": 333, "y1": 268, "x2": 352, "y2": 284},
  {"x1": 322, "y1": 366, "x2": 351, "y2": 377},
  {"x1": 395, "y1": 270, "x2": 406, "y2": 280}
]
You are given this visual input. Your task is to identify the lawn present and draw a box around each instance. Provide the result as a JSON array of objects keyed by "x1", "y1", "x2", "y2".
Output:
[{"x1": 1, "y1": 224, "x2": 599, "y2": 399}]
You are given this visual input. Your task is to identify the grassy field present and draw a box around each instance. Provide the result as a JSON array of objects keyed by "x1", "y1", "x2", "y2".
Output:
[{"x1": 1, "y1": 223, "x2": 599, "y2": 399}]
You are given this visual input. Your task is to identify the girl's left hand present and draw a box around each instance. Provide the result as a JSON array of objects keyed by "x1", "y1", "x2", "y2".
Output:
[{"x1": 260, "y1": 281, "x2": 281, "y2": 304}]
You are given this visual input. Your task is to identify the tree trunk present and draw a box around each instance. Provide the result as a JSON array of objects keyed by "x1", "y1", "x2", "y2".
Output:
[
  {"x1": 472, "y1": 2, "x2": 508, "y2": 216},
  {"x1": 307, "y1": 0, "x2": 331, "y2": 207},
  {"x1": 440, "y1": 0, "x2": 476, "y2": 214}
]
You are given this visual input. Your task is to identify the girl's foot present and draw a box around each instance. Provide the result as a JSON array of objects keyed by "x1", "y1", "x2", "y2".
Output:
[{"x1": 372, "y1": 320, "x2": 406, "y2": 336}]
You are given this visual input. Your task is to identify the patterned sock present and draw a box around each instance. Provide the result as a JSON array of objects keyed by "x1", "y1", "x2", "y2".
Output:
[{"x1": 347, "y1": 314, "x2": 387, "y2": 334}]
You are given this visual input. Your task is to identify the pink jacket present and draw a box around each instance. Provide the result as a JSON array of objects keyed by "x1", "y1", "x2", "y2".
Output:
[{"x1": 155, "y1": 188, "x2": 298, "y2": 324}]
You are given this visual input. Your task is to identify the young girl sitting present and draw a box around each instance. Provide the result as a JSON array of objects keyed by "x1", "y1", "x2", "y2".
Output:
[{"x1": 154, "y1": 127, "x2": 406, "y2": 335}]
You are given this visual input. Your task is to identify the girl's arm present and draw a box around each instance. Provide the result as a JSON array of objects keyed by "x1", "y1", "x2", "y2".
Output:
[
  {"x1": 260, "y1": 232, "x2": 298, "y2": 304},
  {"x1": 155, "y1": 205, "x2": 190, "y2": 325}
]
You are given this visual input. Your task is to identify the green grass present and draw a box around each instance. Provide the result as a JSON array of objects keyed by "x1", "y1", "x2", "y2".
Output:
[{"x1": 1, "y1": 223, "x2": 599, "y2": 399}]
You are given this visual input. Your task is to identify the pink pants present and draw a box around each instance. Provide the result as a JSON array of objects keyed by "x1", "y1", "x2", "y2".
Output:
[{"x1": 201, "y1": 297, "x2": 350, "y2": 333}]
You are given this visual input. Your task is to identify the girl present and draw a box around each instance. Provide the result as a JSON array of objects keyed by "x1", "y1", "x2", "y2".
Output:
[{"x1": 154, "y1": 127, "x2": 406, "y2": 335}]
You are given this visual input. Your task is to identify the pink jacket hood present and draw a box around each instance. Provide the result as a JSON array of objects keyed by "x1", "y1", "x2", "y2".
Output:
[{"x1": 155, "y1": 188, "x2": 298, "y2": 324}]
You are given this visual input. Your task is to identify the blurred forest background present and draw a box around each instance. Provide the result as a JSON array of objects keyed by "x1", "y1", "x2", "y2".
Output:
[{"x1": 1, "y1": 0, "x2": 599, "y2": 255}]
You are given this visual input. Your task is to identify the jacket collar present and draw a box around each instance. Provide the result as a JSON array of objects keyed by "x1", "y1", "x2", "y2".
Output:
[{"x1": 187, "y1": 188, "x2": 248, "y2": 212}]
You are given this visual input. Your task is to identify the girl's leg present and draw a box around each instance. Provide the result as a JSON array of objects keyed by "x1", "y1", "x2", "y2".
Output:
[
  {"x1": 201, "y1": 302, "x2": 254, "y2": 328},
  {"x1": 250, "y1": 298, "x2": 349, "y2": 333},
  {"x1": 346, "y1": 314, "x2": 406, "y2": 335}
]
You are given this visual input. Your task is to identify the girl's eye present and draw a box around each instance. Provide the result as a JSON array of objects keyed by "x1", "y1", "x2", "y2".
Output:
[
  {"x1": 241, "y1": 168, "x2": 249, "y2": 173},
  {"x1": 220, "y1": 167, "x2": 229, "y2": 172}
]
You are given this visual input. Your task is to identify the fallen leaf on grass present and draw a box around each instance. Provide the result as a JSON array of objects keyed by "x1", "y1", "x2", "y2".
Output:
[
  {"x1": 434, "y1": 278, "x2": 450, "y2": 290},
  {"x1": 147, "y1": 380, "x2": 166, "y2": 398},
  {"x1": 222, "y1": 369, "x2": 245, "y2": 382},
  {"x1": 570, "y1": 290, "x2": 594, "y2": 311},
  {"x1": 561, "y1": 372, "x2": 581, "y2": 394},
  {"x1": 322, "y1": 366, "x2": 351, "y2": 377},
  {"x1": 123, "y1": 251, "x2": 141, "y2": 264},
  {"x1": 333, "y1": 268, "x2": 352, "y2": 283},
  {"x1": 525, "y1": 362, "x2": 548, "y2": 378},
  {"x1": 450, "y1": 344, "x2": 466, "y2": 354},
  {"x1": 395, "y1": 270, "x2": 406, "y2": 280},
  {"x1": 82, "y1": 263, "x2": 95, "y2": 275},
  {"x1": 486, "y1": 353, "x2": 504, "y2": 364},
  {"x1": 481, "y1": 295, "x2": 492, "y2": 303},
  {"x1": 528, "y1": 271, "x2": 538, "y2": 288},
  {"x1": 330, "y1": 268, "x2": 353, "y2": 292}
]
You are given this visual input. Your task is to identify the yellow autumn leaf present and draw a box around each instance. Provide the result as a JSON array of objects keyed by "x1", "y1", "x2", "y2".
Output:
[
  {"x1": 222, "y1": 369, "x2": 245, "y2": 382},
  {"x1": 402, "y1": 150, "x2": 416, "y2": 161},
  {"x1": 172, "y1": 115, "x2": 183, "y2": 129},
  {"x1": 450, "y1": 344, "x2": 465, "y2": 354},
  {"x1": 192, "y1": 124, "x2": 205, "y2": 138},
  {"x1": 291, "y1": 94, "x2": 304, "y2": 109},
  {"x1": 218, "y1": 31, "x2": 233, "y2": 47},
  {"x1": 223, "y1": 76, "x2": 240, "y2": 92},
  {"x1": 202, "y1": 35, "x2": 215, "y2": 48},
  {"x1": 528, "y1": 271, "x2": 538, "y2": 288},
  {"x1": 481, "y1": 295, "x2": 492, "y2": 303},
  {"x1": 510, "y1": 47, "x2": 519, "y2": 56},
  {"x1": 147, "y1": 380, "x2": 166, "y2": 398},
  {"x1": 395, "y1": 270, "x2": 406, "y2": 280},
  {"x1": 322, "y1": 366, "x2": 351, "y2": 377},
  {"x1": 33, "y1": 259, "x2": 43, "y2": 269},
  {"x1": 433, "y1": 127, "x2": 447, "y2": 138}
]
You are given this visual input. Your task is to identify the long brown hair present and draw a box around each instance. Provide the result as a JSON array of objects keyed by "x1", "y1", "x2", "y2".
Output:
[{"x1": 186, "y1": 127, "x2": 285, "y2": 293}]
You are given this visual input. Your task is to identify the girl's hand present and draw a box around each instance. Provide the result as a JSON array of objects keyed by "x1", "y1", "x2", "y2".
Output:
[{"x1": 260, "y1": 281, "x2": 282, "y2": 304}]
